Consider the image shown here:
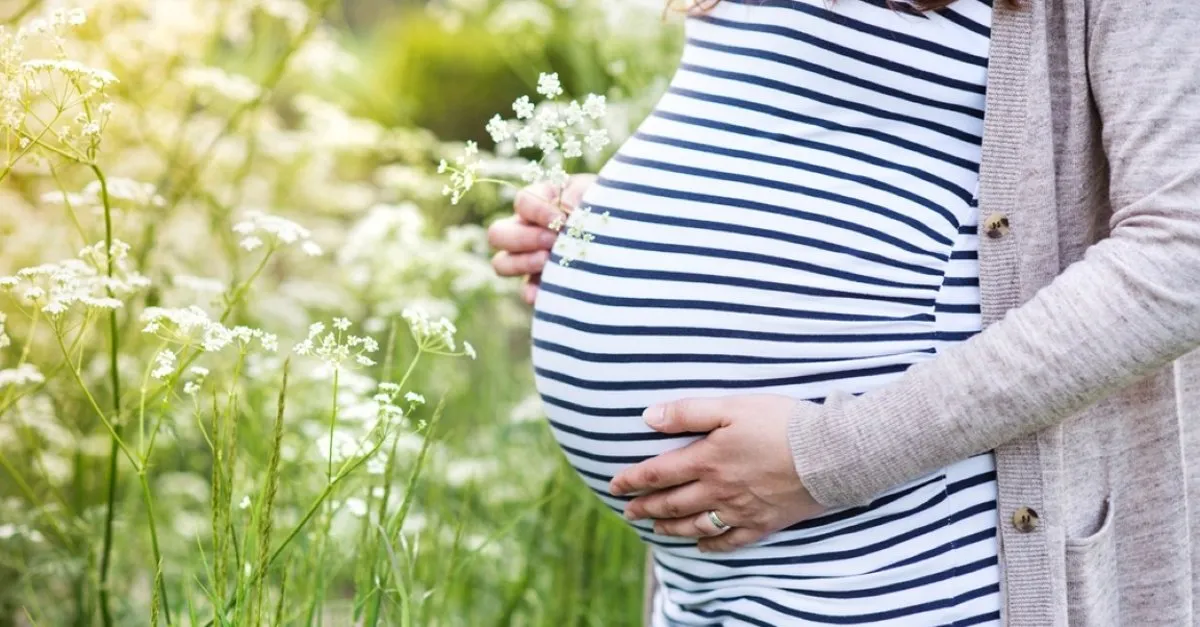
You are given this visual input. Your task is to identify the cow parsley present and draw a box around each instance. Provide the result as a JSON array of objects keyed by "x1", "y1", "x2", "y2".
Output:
[{"x1": 440, "y1": 72, "x2": 612, "y2": 266}]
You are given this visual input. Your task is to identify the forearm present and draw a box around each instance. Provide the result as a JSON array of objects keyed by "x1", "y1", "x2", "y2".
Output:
[{"x1": 790, "y1": 222, "x2": 1200, "y2": 507}]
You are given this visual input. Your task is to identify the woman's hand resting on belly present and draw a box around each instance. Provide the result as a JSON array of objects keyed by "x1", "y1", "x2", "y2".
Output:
[
  {"x1": 489, "y1": 178, "x2": 825, "y2": 552},
  {"x1": 607, "y1": 395, "x2": 826, "y2": 552}
]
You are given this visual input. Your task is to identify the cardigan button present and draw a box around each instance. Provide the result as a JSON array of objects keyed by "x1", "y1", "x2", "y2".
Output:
[
  {"x1": 984, "y1": 212, "x2": 1010, "y2": 239},
  {"x1": 1012, "y1": 506, "x2": 1040, "y2": 533}
]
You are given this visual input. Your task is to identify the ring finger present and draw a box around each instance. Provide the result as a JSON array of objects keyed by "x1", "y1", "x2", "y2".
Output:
[{"x1": 654, "y1": 510, "x2": 733, "y2": 538}]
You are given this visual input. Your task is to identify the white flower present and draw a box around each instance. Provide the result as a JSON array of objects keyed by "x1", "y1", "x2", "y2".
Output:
[
  {"x1": 183, "y1": 381, "x2": 201, "y2": 396},
  {"x1": 562, "y1": 137, "x2": 583, "y2": 159},
  {"x1": 520, "y1": 162, "x2": 543, "y2": 183},
  {"x1": 582, "y1": 94, "x2": 607, "y2": 119},
  {"x1": 404, "y1": 392, "x2": 425, "y2": 405},
  {"x1": 512, "y1": 95, "x2": 535, "y2": 119},
  {"x1": 0, "y1": 365, "x2": 45, "y2": 388},
  {"x1": 463, "y1": 341, "x2": 477, "y2": 360},
  {"x1": 514, "y1": 125, "x2": 538, "y2": 150},
  {"x1": 344, "y1": 497, "x2": 367, "y2": 517},
  {"x1": 238, "y1": 496, "x2": 251, "y2": 510},
  {"x1": 301, "y1": 241, "x2": 323, "y2": 256},
  {"x1": 585, "y1": 128, "x2": 610, "y2": 152},
  {"x1": 545, "y1": 164, "x2": 570, "y2": 188},
  {"x1": 333, "y1": 317, "x2": 352, "y2": 331},
  {"x1": 537, "y1": 132, "x2": 557, "y2": 153},
  {"x1": 537, "y1": 72, "x2": 563, "y2": 98},
  {"x1": 151, "y1": 350, "x2": 176, "y2": 380},
  {"x1": 240, "y1": 236, "x2": 264, "y2": 251},
  {"x1": 486, "y1": 115, "x2": 511, "y2": 142}
]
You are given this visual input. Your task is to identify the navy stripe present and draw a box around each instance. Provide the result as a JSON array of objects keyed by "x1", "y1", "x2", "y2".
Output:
[
  {"x1": 720, "y1": 0, "x2": 989, "y2": 66},
  {"x1": 694, "y1": 15, "x2": 987, "y2": 93},
  {"x1": 590, "y1": 231, "x2": 941, "y2": 290},
  {"x1": 536, "y1": 310, "x2": 939, "y2": 344},
  {"x1": 535, "y1": 361, "x2": 913, "y2": 391},
  {"x1": 547, "y1": 256, "x2": 938, "y2": 307},
  {"x1": 685, "y1": 36, "x2": 984, "y2": 119},
  {"x1": 596, "y1": 175, "x2": 951, "y2": 260},
  {"x1": 538, "y1": 283, "x2": 937, "y2": 323},
  {"x1": 679, "y1": 62, "x2": 983, "y2": 145},
  {"x1": 651, "y1": 109, "x2": 974, "y2": 201},
  {"x1": 587, "y1": 201, "x2": 950, "y2": 275},
  {"x1": 633, "y1": 130, "x2": 963, "y2": 227},
  {"x1": 667, "y1": 86, "x2": 980, "y2": 171}
]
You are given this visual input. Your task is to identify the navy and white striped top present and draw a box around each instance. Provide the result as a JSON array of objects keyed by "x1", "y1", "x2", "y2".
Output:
[{"x1": 531, "y1": 0, "x2": 1000, "y2": 624}]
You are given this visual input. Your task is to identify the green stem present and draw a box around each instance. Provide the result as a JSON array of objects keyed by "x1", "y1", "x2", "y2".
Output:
[
  {"x1": 92, "y1": 164, "x2": 123, "y2": 627},
  {"x1": 138, "y1": 471, "x2": 172, "y2": 624},
  {"x1": 327, "y1": 367, "x2": 340, "y2": 484}
]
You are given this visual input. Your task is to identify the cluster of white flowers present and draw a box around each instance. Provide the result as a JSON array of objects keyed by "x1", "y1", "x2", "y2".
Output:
[
  {"x1": 0, "y1": 8, "x2": 120, "y2": 162},
  {"x1": 441, "y1": 73, "x2": 610, "y2": 201},
  {"x1": 0, "y1": 522, "x2": 44, "y2": 543},
  {"x1": 232, "y1": 209, "x2": 323, "y2": 256},
  {"x1": 41, "y1": 177, "x2": 166, "y2": 210},
  {"x1": 141, "y1": 306, "x2": 277, "y2": 355},
  {"x1": 293, "y1": 318, "x2": 380, "y2": 370},
  {"x1": 0, "y1": 312, "x2": 9, "y2": 350},
  {"x1": 180, "y1": 66, "x2": 261, "y2": 105},
  {"x1": 402, "y1": 307, "x2": 475, "y2": 359},
  {"x1": 440, "y1": 72, "x2": 612, "y2": 265},
  {"x1": 0, "y1": 240, "x2": 150, "y2": 316},
  {"x1": 0, "y1": 364, "x2": 44, "y2": 389},
  {"x1": 182, "y1": 366, "x2": 208, "y2": 396}
]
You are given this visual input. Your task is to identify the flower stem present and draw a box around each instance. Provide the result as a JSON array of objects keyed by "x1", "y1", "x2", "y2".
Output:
[
  {"x1": 138, "y1": 470, "x2": 172, "y2": 624},
  {"x1": 327, "y1": 367, "x2": 340, "y2": 484},
  {"x1": 92, "y1": 163, "x2": 123, "y2": 627}
]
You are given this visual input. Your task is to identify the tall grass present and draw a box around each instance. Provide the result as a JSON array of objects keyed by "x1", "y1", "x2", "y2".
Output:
[{"x1": 0, "y1": 1, "x2": 672, "y2": 625}]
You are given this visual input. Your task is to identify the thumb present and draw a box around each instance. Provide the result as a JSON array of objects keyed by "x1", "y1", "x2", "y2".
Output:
[{"x1": 644, "y1": 398, "x2": 729, "y2": 434}]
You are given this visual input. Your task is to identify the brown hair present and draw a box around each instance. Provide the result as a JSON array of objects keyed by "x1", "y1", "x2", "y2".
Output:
[{"x1": 668, "y1": 0, "x2": 1015, "y2": 14}]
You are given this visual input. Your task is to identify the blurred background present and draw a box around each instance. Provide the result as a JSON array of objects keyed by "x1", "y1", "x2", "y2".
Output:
[{"x1": 0, "y1": 0, "x2": 683, "y2": 625}]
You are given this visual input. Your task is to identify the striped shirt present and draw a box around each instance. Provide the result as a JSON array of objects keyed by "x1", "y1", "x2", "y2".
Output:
[{"x1": 530, "y1": 0, "x2": 1000, "y2": 624}]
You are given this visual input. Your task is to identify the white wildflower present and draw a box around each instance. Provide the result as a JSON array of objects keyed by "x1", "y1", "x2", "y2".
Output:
[
  {"x1": 486, "y1": 115, "x2": 511, "y2": 142},
  {"x1": 238, "y1": 496, "x2": 251, "y2": 510},
  {"x1": 582, "y1": 94, "x2": 607, "y2": 119},
  {"x1": 344, "y1": 497, "x2": 368, "y2": 517},
  {"x1": 512, "y1": 95, "x2": 535, "y2": 119},
  {"x1": 0, "y1": 364, "x2": 45, "y2": 389},
  {"x1": 404, "y1": 392, "x2": 425, "y2": 405},
  {"x1": 151, "y1": 350, "x2": 176, "y2": 380},
  {"x1": 585, "y1": 128, "x2": 610, "y2": 152},
  {"x1": 240, "y1": 236, "x2": 263, "y2": 251},
  {"x1": 562, "y1": 137, "x2": 583, "y2": 159},
  {"x1": 537, "y1": 72, "x2": 563, "y2": 98}
]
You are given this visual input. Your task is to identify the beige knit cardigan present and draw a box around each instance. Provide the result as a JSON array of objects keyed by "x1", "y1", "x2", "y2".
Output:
[{"x1": 642, "y1": 0, "x2": 1200, "y2": 623}]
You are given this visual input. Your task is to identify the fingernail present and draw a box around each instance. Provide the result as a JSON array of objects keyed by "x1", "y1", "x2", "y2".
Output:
[
  {"x1": 623, "y1": 509, "x2": 638, "y2": 521},
  {"x1": 608, "y1": 480, "x2": 624, "y2": 496},
  {"x1": 539, "y1": 231, "x2": 558, "y2": 248},
  {"x1": 643, "y1": 405, "x2": 665, "y2": 427}
]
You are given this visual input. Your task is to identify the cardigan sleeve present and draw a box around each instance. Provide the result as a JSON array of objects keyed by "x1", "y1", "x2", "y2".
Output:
[{"x1": 787, "y1": 0, "x2": 1200, "y2": 509}]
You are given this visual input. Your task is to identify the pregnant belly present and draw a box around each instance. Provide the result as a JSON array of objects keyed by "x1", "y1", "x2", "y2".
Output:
[{"x1": 529, "y1": 203, "x2": 960, "y2": 568}]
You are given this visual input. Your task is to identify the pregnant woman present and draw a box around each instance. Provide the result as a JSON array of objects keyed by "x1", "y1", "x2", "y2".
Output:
[{"x1": 488, "y1": 0, "x2": 1200, "y2": 625}]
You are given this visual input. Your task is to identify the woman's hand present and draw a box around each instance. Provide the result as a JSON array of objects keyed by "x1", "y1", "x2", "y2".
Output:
[
  {"x1": 487, "y1": 174, "x2": 596, "y2": 305},
  {"x1": 608, "y1": 395, "x2": 826, "y2": 552}
]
